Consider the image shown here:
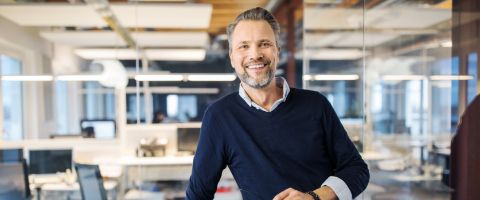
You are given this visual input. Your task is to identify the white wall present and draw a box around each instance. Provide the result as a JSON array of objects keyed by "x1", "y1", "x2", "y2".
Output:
[{"x1": 0, "y1": 15, "x2": 53, "y2": 139}]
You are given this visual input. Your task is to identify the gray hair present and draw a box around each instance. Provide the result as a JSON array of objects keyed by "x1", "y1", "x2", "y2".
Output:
[{"x1": 226, "y1": 7, "x2": 281, "y2": 52}]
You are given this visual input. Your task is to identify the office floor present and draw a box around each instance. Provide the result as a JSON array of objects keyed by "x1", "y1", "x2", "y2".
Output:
[{"x1": 363, "y1": 167, "x2": 451, "y2": 200}]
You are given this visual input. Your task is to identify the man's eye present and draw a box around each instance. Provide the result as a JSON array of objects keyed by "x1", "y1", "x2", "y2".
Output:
[
  {"x1": 239, "y1": 45, "x2": 248, "y2": 49},
  {"x1": 260, "y1": 43, "x2": 271, "y2": 47}
]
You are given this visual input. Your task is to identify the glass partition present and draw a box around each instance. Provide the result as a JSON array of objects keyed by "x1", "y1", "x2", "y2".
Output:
[
  {"x1": 304, "y1": 0, "x2": 365, "y2": 150},
  {"x1": 304, "y1": 0, "x2": 455, "y2": 198}
]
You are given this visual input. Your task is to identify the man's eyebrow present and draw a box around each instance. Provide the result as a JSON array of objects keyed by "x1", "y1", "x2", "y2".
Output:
[
  {"x1": 258, "y1": 39, "x2": 273, "y2": 43},
  {"x1": 235, "y1": 41, "x2": 250, "y2": 47}
]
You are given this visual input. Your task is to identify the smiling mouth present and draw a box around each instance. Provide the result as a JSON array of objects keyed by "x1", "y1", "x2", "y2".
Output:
[{"x1": 245, "y1": 63, "x2": 267, "y2": 69}]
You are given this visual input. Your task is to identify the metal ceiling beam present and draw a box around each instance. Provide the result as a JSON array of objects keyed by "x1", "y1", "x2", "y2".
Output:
[{"x1": 84, "y1": 0, "x2": 137, "y2": 49}]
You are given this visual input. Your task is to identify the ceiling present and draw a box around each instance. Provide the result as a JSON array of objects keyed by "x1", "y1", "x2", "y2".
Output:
[
  {"x1": 0, "y1": 0, "x2": 452, "y2": 62},
  {"x1": 196, "y1": 0, "x2": 270, "y2": 35},
  {"x1": 0, "y1": 0, "x2": 274, "y2": 62}
]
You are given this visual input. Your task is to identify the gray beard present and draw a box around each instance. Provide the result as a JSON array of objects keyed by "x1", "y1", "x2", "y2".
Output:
[{"x1": 237, "y1": 67, "x2": 274, "y2": 89}]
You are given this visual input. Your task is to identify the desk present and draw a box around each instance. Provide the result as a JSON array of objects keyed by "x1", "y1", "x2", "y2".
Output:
[
  {"x1": 115, "y1": 155, "x2": 234, "y2": 199},
  {"x1": 361, "y1": 151, "x2": 399, "y2": 161},
  {"x1": 31, "y1": 181, "x2": 118, "y2": 200},
  {"x1": 117, "y1": 156, "x2": 194, "y2": 182}
]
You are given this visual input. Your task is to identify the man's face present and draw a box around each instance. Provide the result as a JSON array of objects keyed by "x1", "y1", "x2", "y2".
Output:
[{"x1": 229, "y1": 20, "x2": 279, "y2": 89}]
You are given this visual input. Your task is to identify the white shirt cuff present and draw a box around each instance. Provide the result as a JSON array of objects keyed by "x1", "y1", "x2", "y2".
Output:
[{"x1": 321, "y1": 176, "x2": 352, "y2": 200}]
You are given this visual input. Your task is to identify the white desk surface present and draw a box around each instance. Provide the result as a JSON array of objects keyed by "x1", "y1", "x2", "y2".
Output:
[
  {"x1": 37, "y1": 180, "x2": 117, "y2": 191},
  {"x1": 117, "y1": 156, "x2": 194, "y2": 166},
  {"x1": 361, "y1": 151, "x2": 399, "y2": 161}
]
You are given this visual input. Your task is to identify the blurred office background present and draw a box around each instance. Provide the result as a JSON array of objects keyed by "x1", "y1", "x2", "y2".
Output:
[{"x1": 0, "y1": 0, "x2": 479, "y2": 199}]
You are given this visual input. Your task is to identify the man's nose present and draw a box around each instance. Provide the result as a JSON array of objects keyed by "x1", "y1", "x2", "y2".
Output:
[{"x1": 247, "y1": 46, "x2": 263, "y2": 60}]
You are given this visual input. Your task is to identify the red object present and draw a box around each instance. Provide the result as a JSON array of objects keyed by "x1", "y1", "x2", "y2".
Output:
[{"x1": 451, "y1": 95, "x2": 480, "y2": 200}]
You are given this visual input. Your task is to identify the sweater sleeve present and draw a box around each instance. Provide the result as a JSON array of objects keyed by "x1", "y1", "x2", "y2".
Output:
[
  {"x1": 186, "y1": 108, "x2": 227, "y2": 200},
  {"x1": 320, "y1": 95, "x2": 370, "y2": 198}
]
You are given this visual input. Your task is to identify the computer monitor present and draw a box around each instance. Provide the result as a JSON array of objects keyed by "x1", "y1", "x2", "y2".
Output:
[
  {"x1": 177, "y1": 128, "x2": 201, "y2": 153},
  {"x1": 28, "y1": 149, "x2": 72, "y2": 174},
  {"x1": 0, "y1": 160, "x2": 31, "y2": 200},
  {"x1": 0, "y1": 148, "x2": 23, "y2": 162},
  {"x1": 80, "y1": 119, "x2": 116, "y2": 139}
]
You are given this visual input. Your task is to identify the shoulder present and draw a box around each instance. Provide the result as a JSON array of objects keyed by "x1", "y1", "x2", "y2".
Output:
[{"x1": 289, "y1": 88, "x2": 329, "y2": 104}]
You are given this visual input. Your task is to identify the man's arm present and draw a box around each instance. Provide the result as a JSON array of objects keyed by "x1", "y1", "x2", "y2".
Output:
[
  {"x1": 186, "y1": 108, "x2": 227, "y2": 200},
  {"x1": 273, "y1": 94, "x2": 369, "y2": 200},
  {"x1": 320, "y1": 94, "x2": 369, "y2": 199}
]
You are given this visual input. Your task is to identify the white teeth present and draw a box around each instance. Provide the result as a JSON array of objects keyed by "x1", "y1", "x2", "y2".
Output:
[{"x1": 247, "y1": 64, "x2": 265, "y2": 69}]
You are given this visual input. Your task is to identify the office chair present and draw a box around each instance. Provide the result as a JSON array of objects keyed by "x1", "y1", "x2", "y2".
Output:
[
  {"x1": 0, "y1": 148, "x2": 24, "y2": 162},
  {"x1": 0, "y1": 159, "x2": 31, "y2": 200},
  {"x1": 75, "y1": 163, "x2": 107, "y2": 200}
]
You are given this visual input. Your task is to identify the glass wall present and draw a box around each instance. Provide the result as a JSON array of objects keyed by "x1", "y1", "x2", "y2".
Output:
[{"x1": 305, "y1": 0, "x2": 457, "y2": 199}]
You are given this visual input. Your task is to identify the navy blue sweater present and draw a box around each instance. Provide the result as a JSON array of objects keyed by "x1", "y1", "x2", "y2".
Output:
[{"x1": 186, "y1": 88, "x2": 369, "y2": 199}]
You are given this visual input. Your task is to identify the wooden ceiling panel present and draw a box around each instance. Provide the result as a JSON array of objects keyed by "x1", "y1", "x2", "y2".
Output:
[{"x1": 195, "y1": 0, "x2": 269, "y2": 35}]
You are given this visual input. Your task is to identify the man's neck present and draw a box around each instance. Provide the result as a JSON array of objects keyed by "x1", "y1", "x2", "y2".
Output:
[{"x1": 242, "y1": 79, "x2": 283, "y2": 111}]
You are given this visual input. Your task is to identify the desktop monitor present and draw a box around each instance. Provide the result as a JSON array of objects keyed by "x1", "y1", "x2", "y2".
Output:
[
  {"x1": 0, "y1": 160, "x2": 31, "y2": 200},
  {"x1": 177, "y1": 128, "x2": 201, "y2": 154},
  {"x1": 28, "y1": 149, "x2": 72, "y2": 174},
  {"x1": 0, "y1": 149, "x2": 23, "y2": 162},
  {"x1": 80, "y1": 119, "x2": 116, "y2": 139}
]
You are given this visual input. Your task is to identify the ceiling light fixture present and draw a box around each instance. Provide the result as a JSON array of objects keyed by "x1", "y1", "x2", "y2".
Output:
[
  {"x1": 304, "y1": 74, "x2": 360, "y2": 81},
  {"x1": 75, "y1": 48, "x2": 206, "y2": 61},
  {"x1": 382, "y1": 75, "x2": 426, "y2": 81},
  {"x1": 135, "y1": 74, "x2": 185, "y2": 81},
  {"x1": 1, "y1": 75, "x2": 53, "y2": 81},
  {"x1": 56, "y1": 74, "x2": 103, "y2": 81},
  {"x1": 187, "y1": 74, "x2": 237, "y2": 82},
  {"x1": 430, "y1": 75, "x2": 473, "y2": 80}
]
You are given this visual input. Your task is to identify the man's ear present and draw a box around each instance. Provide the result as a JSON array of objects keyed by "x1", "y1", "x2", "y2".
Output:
[{"x1": 229, "y1": 52, "x2": 234, "y2": 68}]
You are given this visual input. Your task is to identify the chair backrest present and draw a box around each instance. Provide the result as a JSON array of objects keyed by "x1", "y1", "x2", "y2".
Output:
[
  {"x1": 0, "y1": 159, "x2": 31, "y2": 199},
  {"x1": 0, "y1": 148, "x2": 23, "y2": 162},
  {"x1": 74, "y1": 163, "x2": 107, "y2": 200}
]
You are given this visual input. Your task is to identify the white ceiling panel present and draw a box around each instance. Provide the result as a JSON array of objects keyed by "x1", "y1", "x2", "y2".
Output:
[
  {"x1": 132, "y1": 32, "x2": 209, "y2": 47},
  {"x1": 305, "y1": 7, "x2": 450, "y2": 30},
  {"x1": 111, "y1": 4, "x2": 212, "y2": 28},
  {"x1": 305, "y1": 32, "x2": 398, "y2": 48},
  {"x1": 0, "y1": 5, "x2": 106, "y2": 27},
  {"x1": 39, "y1": 31, "x2": 209, "y2": 48},
  {"x1": 369, "y1": 8, "x2": 451, "y2": 29},
  {"x1": 304, "y1": 48, "x2": 365, "y2": 60},
  {"x1": 40, "y1": 31, "x2": 126, "y2": 47},
  {"x1": 304, "y1": 33, "x2": 344, "y2": 47},
  {"x1": 335, "y1": 32, "x2": 398, "y2": 47},
  {"x1": 75, "y1": 48, "x2": 206, "y2": 61},
  {"x1": 305, "y1": 8, "x2": 364, "y2": 30}
]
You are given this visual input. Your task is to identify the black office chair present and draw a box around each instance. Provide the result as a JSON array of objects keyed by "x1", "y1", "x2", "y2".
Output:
[
  {"x1": 0, "y1": 159, "x2": 31, "y2": 200},
  {"x1": 74, "y1": 163, "x2": 107, "y2": 200}
]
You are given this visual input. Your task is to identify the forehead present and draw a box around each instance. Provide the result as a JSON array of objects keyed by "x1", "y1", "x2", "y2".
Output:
[{"x1": 231, "y1": 20, "x2": 276, "y2": 43}]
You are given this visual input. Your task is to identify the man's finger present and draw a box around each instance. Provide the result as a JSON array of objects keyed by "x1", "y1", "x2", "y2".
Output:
[{"x1": 273, "y1": 188, "x2": 293, "y2": 200}]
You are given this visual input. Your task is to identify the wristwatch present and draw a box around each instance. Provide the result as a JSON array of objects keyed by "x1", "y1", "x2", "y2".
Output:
[{"x1": 306, "y1": 191, "x2": 321, "y2": 200}]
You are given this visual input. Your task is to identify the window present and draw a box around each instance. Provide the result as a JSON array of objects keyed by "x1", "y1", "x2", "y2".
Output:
[
  {"x1": 166, "y1": 94, "x2": 197, "y2": 122},
  {"x1": 126, "y1": 93, "x2": 145, "y2": 123},
  {"x1": 467, "y1": 52, "x2": 478, "y2": 104},
  {"x1": 82, "y1": 82, "x2": 115, "y2": 120},
  {"x1": 0, "y1": 55, "x2": 23, "y2": 141}
]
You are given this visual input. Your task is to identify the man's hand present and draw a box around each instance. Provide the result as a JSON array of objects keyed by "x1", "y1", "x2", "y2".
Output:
[
  {"x1": 272, "y1": 188, "x2": 314, "y2": 200},
  {"x1": 273, "y1": 186, "x2": 338, "y2": 200}
]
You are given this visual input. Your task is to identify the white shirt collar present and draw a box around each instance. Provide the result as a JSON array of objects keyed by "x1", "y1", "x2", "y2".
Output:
[{"x1": 238, "y1": 77, "x2": 290, "y2": 112}]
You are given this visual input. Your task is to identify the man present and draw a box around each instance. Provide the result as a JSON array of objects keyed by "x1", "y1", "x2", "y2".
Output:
[{"x1": 186, "y1": 7, "x2": 369, "y2": 200}]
